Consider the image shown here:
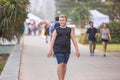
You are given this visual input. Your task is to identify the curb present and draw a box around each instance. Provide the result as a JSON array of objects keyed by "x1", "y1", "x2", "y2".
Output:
[{"x1": 0, "y1": 43, "x2": 22, "y2": 80}]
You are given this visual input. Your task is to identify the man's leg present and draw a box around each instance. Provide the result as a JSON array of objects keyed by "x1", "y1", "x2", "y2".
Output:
[
  {"x1": 89, "y1": 44, "x2": 92, "y2": 56},
  {"x1": 63, "y1": 63, "x2": 67, "y2": 79},
  {"x1": 57, "y1": 62, "x2": 65, "y2": 80},
  {"x1": 93, "y1": 43, "x2": 96, "y2": 53},
  {"x1": 56, "y1": 53, "x2": 69, "y2": 80}
]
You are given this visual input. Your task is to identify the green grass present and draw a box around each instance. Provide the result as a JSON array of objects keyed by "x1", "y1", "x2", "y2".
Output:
[
  {"x1": 0, "y1": 54, "x2": 9, "y2": 74},
  {"x1": 0, "y1": 61, "x2": 6, "y2": 74},
  {"x1": 84, "y1": 44, "x2": 120, "y2": 52}
]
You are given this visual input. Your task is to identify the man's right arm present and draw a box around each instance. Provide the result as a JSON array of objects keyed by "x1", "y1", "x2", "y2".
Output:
[
  {"x1": 85, "y1": 29, "x2": 89, "y2": 40},
  {"x1": 48, "y1": 30, "x2": 57, "y2": 57}
]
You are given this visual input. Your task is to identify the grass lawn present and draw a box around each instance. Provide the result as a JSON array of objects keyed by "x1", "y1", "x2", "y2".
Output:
[
  {"x1": 84, "y1": 44, "x2": 120, "y2": 52},
  {"x1": 0, "y1": 54, "x2": 9, "y2": 74}
]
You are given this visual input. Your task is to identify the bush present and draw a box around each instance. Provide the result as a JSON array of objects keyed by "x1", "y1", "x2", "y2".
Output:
[
  {"x1": 108, "y1": 21, "x2": 120, "y2": 43},
  {"x1": 108, "y1": 21, "x2": 120, "y2": 35}
]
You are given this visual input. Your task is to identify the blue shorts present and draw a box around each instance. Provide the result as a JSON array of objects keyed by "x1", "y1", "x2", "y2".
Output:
[{"x1": 55, "y1": 53, "x2": 70, "y2": 64}]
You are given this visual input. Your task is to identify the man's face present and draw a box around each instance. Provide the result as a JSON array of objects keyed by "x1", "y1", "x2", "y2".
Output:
[
  {"x1": 59, "y1": 17, "x2": 67, "y2": 27},
  {"x1": 89, "y1": 22, "x2": 93, "y2": 27}
]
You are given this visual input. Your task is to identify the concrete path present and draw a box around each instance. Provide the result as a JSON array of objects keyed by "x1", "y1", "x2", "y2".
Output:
[{"x1": 19, "y1": 36, "x2": 120, "y2": 80}]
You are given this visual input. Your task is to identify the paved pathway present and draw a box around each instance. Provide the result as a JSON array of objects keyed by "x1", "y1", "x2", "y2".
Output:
[{"x1": 19, "y1": 36, "x2": 120, "y2": 80}]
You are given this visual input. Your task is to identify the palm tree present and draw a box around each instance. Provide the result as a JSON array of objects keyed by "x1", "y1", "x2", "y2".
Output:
[{"x1": 0, "y1": 0, "x2": 28, "y2": 43}]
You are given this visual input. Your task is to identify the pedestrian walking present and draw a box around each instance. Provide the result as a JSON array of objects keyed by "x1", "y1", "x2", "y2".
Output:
[
  {"x1": 47, "y1": 15, "x2": 80, "y2": 80},
  {"x1": 100, "y1": 23, "x2": 111, "y2": 56},
  {"x1": 31, "y1": 20, "x2": 37, "y2": 35},
  {"x1": 49, "y1": 16, "x2": 60, "y2": 40},
  {"x1": 37, "y1": 21, "x2": 43, "y2": 36},
  {"x1": 44, "y1": 21, "x2": 50, "y2": 43},
  {"x1": 86, "y1": 21, "x2": 97, "y2": 56}
]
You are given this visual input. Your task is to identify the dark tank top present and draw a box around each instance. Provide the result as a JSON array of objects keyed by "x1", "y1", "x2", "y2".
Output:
[{"x1": 53, "y1": 27, "x2": 71, "y2": 54}]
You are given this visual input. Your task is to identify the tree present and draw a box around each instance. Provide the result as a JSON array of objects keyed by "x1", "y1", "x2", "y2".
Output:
[
  {"x1": 106, "y1": 0, "x2": 120, "y2": 19},
  {"x1": 86, "y1": 0, "x2": 120, "y2": 19},
  {"x1": 55, "y1": 0, "x2": 91, "y2": 27},
  {"x1": 0, "y1": 0, "x2": 27, "y2": 43},
  {"x1": 69, "y1": 2, "x2": 90, "y2": 28},
  {"x1": 55, "y1": 0, "x2": 76, "y2": 16}
]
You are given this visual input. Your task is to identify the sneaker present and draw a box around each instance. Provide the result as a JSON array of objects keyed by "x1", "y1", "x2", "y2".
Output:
[
  {"x1": 103, "y1": 52, "x2": 106, "y2": 57},
  {"x1": 92, "y1": 52, "x2": 95, "y2": 56},
  {"x1": 90, "y1": 52, "x2": 92, "y2": 56}
]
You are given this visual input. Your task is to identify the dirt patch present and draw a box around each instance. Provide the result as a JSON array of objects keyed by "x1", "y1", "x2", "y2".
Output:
[{"x1": 0, "y1": 54, "x2": 9, "y2": 74}]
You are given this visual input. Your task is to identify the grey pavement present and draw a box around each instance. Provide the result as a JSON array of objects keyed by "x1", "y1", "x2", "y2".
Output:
[{"x1": 19, "y1": 36, "x2": 120, "y2": 80}]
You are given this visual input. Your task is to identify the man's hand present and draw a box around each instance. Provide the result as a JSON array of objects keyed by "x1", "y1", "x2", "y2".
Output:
[
  {"x1": 76, "y1": 50, "x2": 80, "y2": 58},
  {"x1": 47, "y1": 50, "x2": 52, "y2": 58}
]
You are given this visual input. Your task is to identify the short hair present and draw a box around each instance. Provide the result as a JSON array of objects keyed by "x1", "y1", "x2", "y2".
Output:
[
  {"x1": 59, "y1": 15, "x2": 67, "y2": 21},
  {"x1": 89, "y1": 21, "x2": 93, "y2": 24},
  {"x1": 55, "y1": 16, "x2": 59, "y2": 21}
]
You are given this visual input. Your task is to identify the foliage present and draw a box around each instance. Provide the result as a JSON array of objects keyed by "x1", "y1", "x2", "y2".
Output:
[
  {"x1": 98, "y1": 21, "x2": 120, "y2": 43},
  {"x1": 55, "y1": 0, "x2": 120, "y2": 24},
  {"x1": 108, "y1": 21, "x2": 120, "y2": 43},
  {"x1": 69, "y1": 2, "x2": 90, "y2": 27},
  {"x1": 86, "y1": 0, "x2": 120, "y2": 20},
  {"x1": 0, "y1": 0, "x2": 27, "y2": 43},
  {"x1": 107, "y1": 0, "x2": 120, "y2": 19},
  {"x1": 55, "y1": 0, "x2": 76, "y2": 16},
  {"x1": 108, "y1": 21, "x2": 120, "y2": 35}
]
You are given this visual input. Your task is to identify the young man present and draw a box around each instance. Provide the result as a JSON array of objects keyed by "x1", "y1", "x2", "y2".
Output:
[
  {"x1": 86, "y1": 21, "x2": 97, "y2": 56},
  {"x1": 48, "y1": 15, "x2": 80, "y2": 80}
]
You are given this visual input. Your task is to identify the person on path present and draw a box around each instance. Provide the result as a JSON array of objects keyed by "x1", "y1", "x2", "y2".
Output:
[
  {"x1": 44, "y1": 21, "x2": 50, "y2": 43},
  {"x1": 31, "y1": 20, "x2": 37, "y2": 35},
  {"x1": 47, "y1": 15, "x2": 80, "y2": 80},
  {"x1": 100, "y1": 23, "x2": 111, "y2": 56},
  {"x1": 86, "y1": 21, "x2": 97, "y2": 56},
  {"x1": 49, "y1": 16, "x2": 60, "y2": 40}
]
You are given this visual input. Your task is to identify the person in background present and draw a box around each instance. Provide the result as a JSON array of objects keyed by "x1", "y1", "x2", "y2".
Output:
[
  {"x1": 44, "y1": 21, "x2": 50, "y2": 43},
  {"x1": 100, "y1": 23, "x2": 111, "y2": 56},
  {"x1": 24, "y1": 19, "x2": 30, "y2": 35},
  {"x1": 49, "y1": 16, "x2": 60, "y2": 40},
  {"x1": 38, "y1": 21, "x2": 43, "y2": 36},
  {"x1": 31, "y1": 20, "x2": 37, "y2": 35},
  {"x1": 47, "y1": 15, "x2": 80, "y2": 80},
  {"x1": 86, "y1": 21, "x2": 97, "y2": 56}
]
